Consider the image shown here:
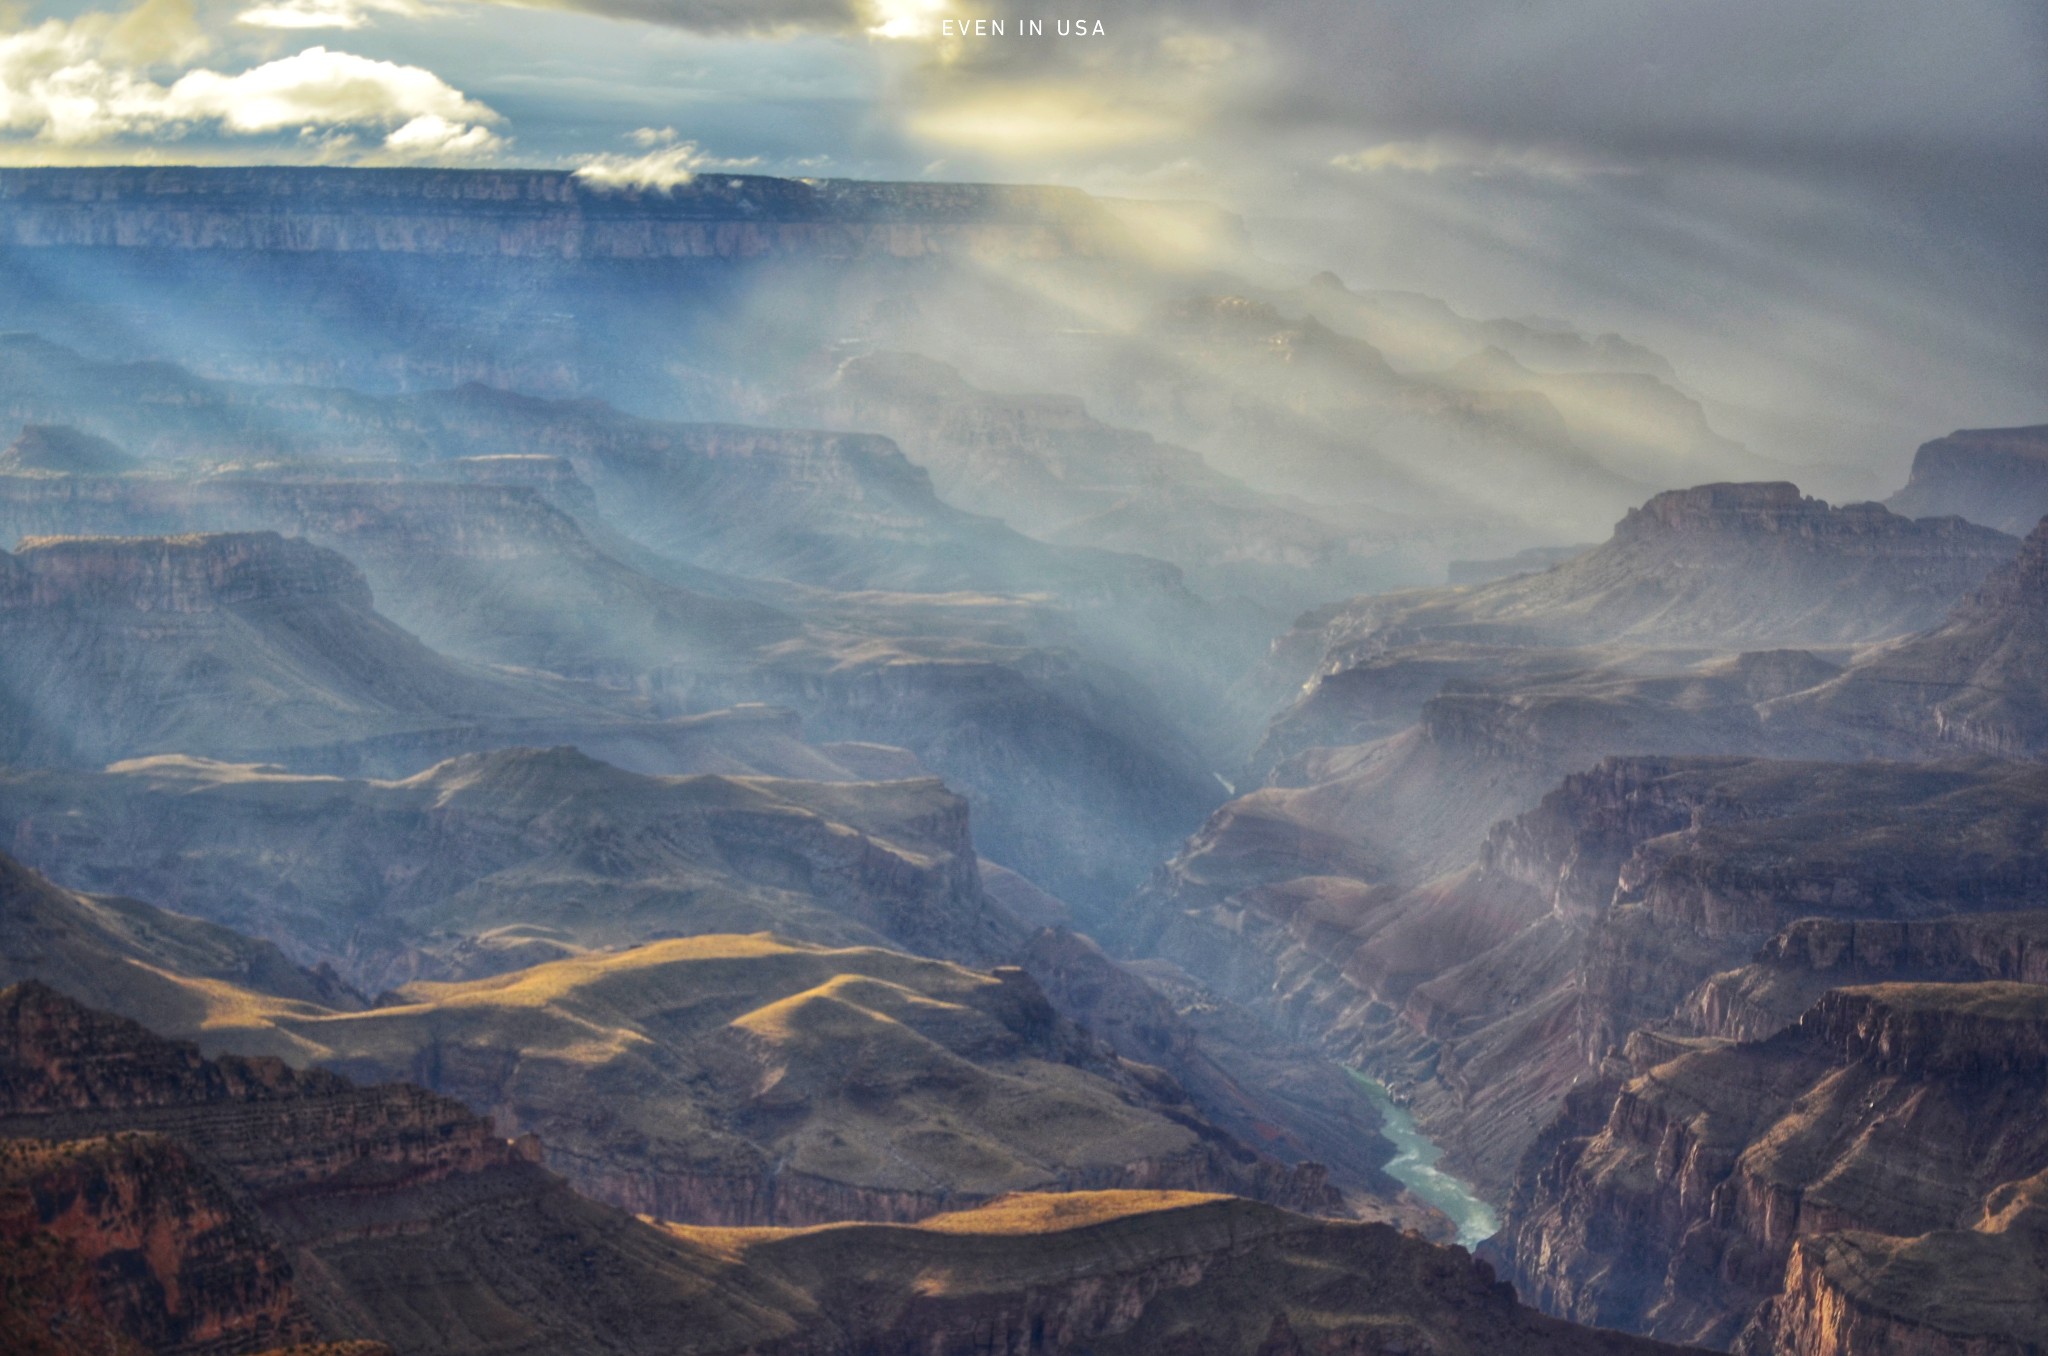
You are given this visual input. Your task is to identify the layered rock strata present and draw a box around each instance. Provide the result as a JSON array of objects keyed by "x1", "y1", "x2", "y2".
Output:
[
  {"x1": 0, "y1": 981, "x2": 1695, "y2": 1356},
  {"x1": 1496, "y1": 984, "x2": 2048, "y2": 1351}
]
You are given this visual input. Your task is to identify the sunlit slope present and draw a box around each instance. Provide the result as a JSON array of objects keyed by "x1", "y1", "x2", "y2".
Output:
[
  {"x1": 657, "y1": 1189, "x2": 1693, "y2": 1356},
  {"x1": 0, "y1": 855, "x2": 1325, "y2": 1224},
  {"x1": 209, "y1": 935, "x2": 1260, "y2": 1215},
  {"x1": 0, "y1": 972, "x2": 1688, "y2": 1356},
  {"x1": 0, "y1": 849, "x2": 362, "y2": 1035}
]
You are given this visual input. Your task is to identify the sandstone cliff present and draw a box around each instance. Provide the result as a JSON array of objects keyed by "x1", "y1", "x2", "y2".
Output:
[
  {"x1": 0, "y1": 167, "x2": 1131, "y2": 262},
  {"x1": 1257, "y1": 481, "x2": 2016, "y2": 769},
  {"x1": 1783, "y1": 513, "x2": 2048, "y2": 758},
  {"x1": 1496, "y1": 984, "x2": 2048, "y2": 1351},
  {"x1": 0, "y1": 530, "x2": 608, "y2": 768},
  {"x1": 0, "y1": 745, "x2": 1006, "y2": 985},
  {"x1": 0, "y1": 982, "x2": 1694, "y2": 1356},
  {"x1": 1124, "y1": 753, "x2": 2048, "y2": 1203},
  {"x1": 0, "y1": 1131, "x2": 315, "y2": 1355},
  {"x1": 1886, "y1": 424, "x2": 2048, "y2": 536}
]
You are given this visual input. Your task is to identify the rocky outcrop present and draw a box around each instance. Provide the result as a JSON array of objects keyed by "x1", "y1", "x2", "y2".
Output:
[
  {"x1": 1784, "y1": 514, "x2": 2048, "y2": 758},
  {"x1": 1736, "y1": 1169, "x2": 2048, "y2": 1356},
  {"x1": 0, "y1": 983, "x2": 1695, "y2": 1356},
  {"x1": 1495, "y1": 983, "x2": 2048, "y2": 1349},
  {"x1": 0, "y1": 1132, "x2": 313, "y2": 1355},
  {"x1": 0, "y1": 423, "x2": 139, "y2": 475},
  {"x1": 0, "y1": 849, "x2": 1361, "y2": 1227},
  {"x1": 1124, "y1": 753, "x2": 2048, "y2": 1204},
  {"x1": 0, "y1": 530, "x2": 599, "y2": 768},
  {"x1": 0, "y1": 530, "x2": 371, "y2": 612},
  {"x1": 1886, "y1": 424, "x2": 2048, "y2": 535},
  {"x1": 1259, "y1": 483, "x2": 2017, "y2": 766},
  {"x1": 1680, "y1": 912, "x2": 2048, "y2": 1042},
  {"x1": 0, "y1": 747, "x2": 1007, "y2": 985},
  {"x1": 0, "y1": 469, "x2": 795, "y2": 680}
]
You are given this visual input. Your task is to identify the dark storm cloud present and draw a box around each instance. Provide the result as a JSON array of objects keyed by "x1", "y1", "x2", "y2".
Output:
[{"x1": 1039, "y1": 0, "x2": 2045, "y2": 180}]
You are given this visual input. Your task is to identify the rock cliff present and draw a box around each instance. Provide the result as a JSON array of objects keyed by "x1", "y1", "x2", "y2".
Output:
[
  {"x1": 0, "y1": 746, "x2": 1006, "y2": 985},
  {"x1": 0, "y1": 167, "x2": 1130, "y2": 261},
  {"x1": 1125, "y1": 753, "x2": 2048, "y2": 1203},
  {"x1": 0, "y1": 982, "x2": 1696, "y2": 1356},
  {"x1": 1495, "y1": 984, "x2": 2048, "y2": 1350},
  {"x1": 0, "y1": 530, "x2": 600, "y2": 768},
  {"x1": 1784, "y1": 514, "x2": 2048, "y2": 758},
  {"x1": 0, "y1": 1132, "x2": 315, "y2": 1355},
  {"x1": 1886, "y1": 424, "x2": 2048, "y2": 535}
]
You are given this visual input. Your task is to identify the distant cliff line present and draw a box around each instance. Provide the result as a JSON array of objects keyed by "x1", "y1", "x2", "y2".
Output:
[{"x1": 0, "y1": 166, "x2": 1145, "y2": 261}]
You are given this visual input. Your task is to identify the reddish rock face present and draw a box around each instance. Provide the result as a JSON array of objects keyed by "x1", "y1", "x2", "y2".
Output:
[
  {"x1": 0, "y1": 982, "x2": 1700, "y2": 1356},
  {"x1": 0, "y1": 1133, "x2": 319, "y2": 1356},
  {"x1": 1494, "y1": 983, "x2": 2048, "y2": 1351}
]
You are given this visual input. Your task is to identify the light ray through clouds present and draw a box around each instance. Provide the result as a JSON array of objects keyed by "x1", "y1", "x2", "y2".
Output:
[{"x1": 0, "y1": 0, "x2": 2038, "y2": 474}]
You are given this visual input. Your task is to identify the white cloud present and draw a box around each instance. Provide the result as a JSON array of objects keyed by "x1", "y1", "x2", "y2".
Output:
[
  {"x1": 380, "y1": 111, "x2": 499, "y2": 158},
  {"x1": 166, "y1": 46, "x2": 496, "y2": 135},
  {"x1": 628, "y1": 124, "x2": 678, "y2": 147},
  {"x1": 234, "y1": 0, "x2": 429, "y2": 32},
  {"x1": 0, "y1": 6, "x2": 501, "y2": 161},
  {"x1": 573, "y1": 137, "x2": 759, "y2": 191},
  {"x1": 1330, "y1": 136, "x2": 1631, "y2": 181}
]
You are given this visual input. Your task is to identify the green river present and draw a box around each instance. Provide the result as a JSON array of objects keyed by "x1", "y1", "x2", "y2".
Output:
[{"x1": 1347, "y1": 1071, "x2": 1500, "y2": 1247}]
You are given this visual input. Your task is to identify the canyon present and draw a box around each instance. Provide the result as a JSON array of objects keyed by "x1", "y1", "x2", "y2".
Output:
[
  {"x1": 0, "y1": 980, "x2": 1695, "y2": 1356},
  {"x1": 0, "y1": 162, "x2": 2043, "y2": 1356}
]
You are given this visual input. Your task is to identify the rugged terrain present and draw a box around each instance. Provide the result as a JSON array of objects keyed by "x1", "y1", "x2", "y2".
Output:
[
  {"x1": 3, "y1": 163, "x2": 2039, "y2": 1356},
  {"x1": 1125, "y1": 753, "x2": 2048, "y2": 1202},
  {"x1": 778, "y1": 350, "x2": 1413, "y2": 611},
  {"x1": 0, "y1": 333, "x2": 1229, "y2": 906},
  {"x1": 0, "y1": 846, "x2": 1337, "y2": 1222},
  {"x1": 0, "y1": 744, "x2": 1007, "y2": 986},
  {"x1": 1886, "y1": 424, "x2": 2048, "y2": 535},
  {"x1": 1259, "y1": 482, "x2": 2016, "y2": 760},
  {"x1": 1783, "y1": 514, "x2": 2048, "y2": 759},
  {"x1": 1496, "y1": 984, "x2": 2048, "y2": 1351},
  {"x1": 0, "y1": 981, "x2": 1696, "y2": 1356}
]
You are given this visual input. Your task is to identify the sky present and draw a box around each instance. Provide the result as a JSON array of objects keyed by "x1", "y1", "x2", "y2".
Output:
[{"x1": 0, "y1": 0, "x2": 2042, "y2": 473}]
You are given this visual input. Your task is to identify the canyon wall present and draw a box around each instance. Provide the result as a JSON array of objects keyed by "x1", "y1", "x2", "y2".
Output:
[{"x1": 0, "y1": 167, "x2": 1132, "y2": 262}]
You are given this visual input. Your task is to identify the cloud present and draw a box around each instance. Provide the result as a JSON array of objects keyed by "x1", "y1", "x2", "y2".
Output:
[
  {"x1": 379, "y1": 110, "x2": 500, "y2": 158},
  {"x1": 235, "y1": 0, "x2": 430, "y2": 32},
  {"x1": 166, "y1": 45, "x2": 496, "y2": 135},
  {"x1": 1331, "y1": 137, "x2": 1632, "y2": 181},
  {"x1": 572, "y1": 136, "x2": 760, "y2": 190},
  {"x1": 0, "y1": 5, "x2": 502, "y2": 159}
]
